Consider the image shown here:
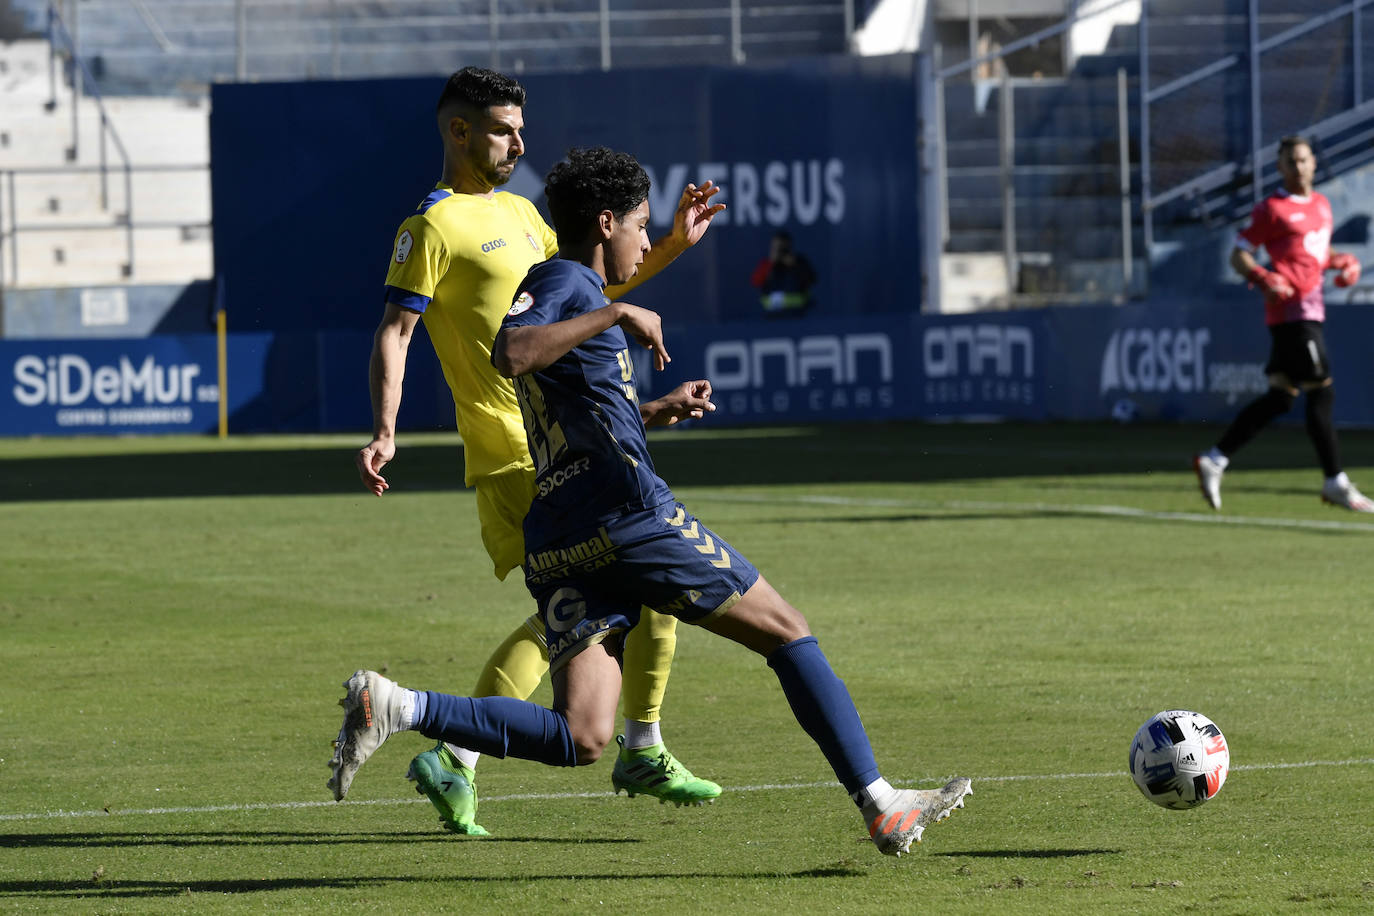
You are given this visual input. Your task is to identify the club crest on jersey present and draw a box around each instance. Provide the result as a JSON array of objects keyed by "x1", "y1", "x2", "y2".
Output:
[
  {"x1": 509, "y1": 291, "x2": 534, "y2": 316},
  {"x1": 394, "y1": 230, "x2": 413, "y2": 264}
]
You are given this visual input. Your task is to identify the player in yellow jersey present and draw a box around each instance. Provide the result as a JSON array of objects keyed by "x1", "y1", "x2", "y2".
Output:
[{"x1": 350, "y1": 67, "x2": 725, "y2": 834}]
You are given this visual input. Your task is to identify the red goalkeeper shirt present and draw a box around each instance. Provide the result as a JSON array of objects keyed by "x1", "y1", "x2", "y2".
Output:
[{"x1": 1235, "y1": 189, "x2": 1333, "y2": 325}]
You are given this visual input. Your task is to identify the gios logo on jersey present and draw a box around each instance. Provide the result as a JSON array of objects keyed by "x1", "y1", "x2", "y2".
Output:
[
  {"x1": 508, "y1": 292, "x2": 534, "y2": 316},
  {"x1": 481, "y1": 238, "x2": 507, "y2": 253},
  {"x1": 394, "y1": 230, "x2": 413, "y2": 264}
]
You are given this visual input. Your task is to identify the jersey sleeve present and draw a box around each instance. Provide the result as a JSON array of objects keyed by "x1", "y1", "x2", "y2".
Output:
[
  {"x1": 537, "y1": 213, "x2": 558, "y2": 260},
  {"x1": 382, "y1": 214, "x2": 449, "y2": 312},
  {"x1": 1234, "y1": 200, "x2": 1274, "y2": 253},
  {"x1": 501, "y1": 268, "x2": 572, "y2": 331}
]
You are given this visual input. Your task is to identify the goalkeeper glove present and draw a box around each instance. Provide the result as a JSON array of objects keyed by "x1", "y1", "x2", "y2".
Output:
[
  {"x1": 1329, "y1": 252, "x2": 1361, "y2": 288},
  {"x1": 1246, "y1": 265, "x2": 1296, "y2": 303}
]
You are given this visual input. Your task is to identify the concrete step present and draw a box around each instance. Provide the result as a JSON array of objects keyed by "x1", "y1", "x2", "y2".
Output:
[
  {"x1": 5, "y1": 167, "x2": 209, "y2": 224},
  {"x1": 940, "y1": 252, "x2": 1010, "y2": 313},
  {"x1": 945, "y1": 135, "x2": 1132, "y2": 168},
  {"x1": 947, "y1": 166, "x2": 1135, "y2": 200},
  {"x1": 0, "y1": 38, "x2": 51, "y2": 100},
  {"x1": 1, "y1": 95, "x2": 208, "y2": 168},
  {"x1": 6, "y1": 225, "x2": 211, "y2": 288}
]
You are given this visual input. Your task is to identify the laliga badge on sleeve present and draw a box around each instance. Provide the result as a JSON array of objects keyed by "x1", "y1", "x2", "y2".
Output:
[
  {"x1": 508, "y1": 291, "x2": 534, "y2": 316},
  {"x1": 395, "y1": 229, "x2": 413, "y2": 264}
]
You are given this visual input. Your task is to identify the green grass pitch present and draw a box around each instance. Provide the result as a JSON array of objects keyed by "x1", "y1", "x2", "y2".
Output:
[{"x1": 2, "y1": 421, "x2": 1373, "y2": 913}]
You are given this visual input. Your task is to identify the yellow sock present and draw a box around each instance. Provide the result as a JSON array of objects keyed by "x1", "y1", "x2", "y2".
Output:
[
  {"x1": 470, "y1": 614, "x2": 549, "y2": 699},
  {"x1": 621, "y1": 609, "x2": 678, "y2": 724}
]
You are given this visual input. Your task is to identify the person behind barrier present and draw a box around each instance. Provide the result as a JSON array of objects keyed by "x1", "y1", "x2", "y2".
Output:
[{"x1": 751, "y1": 230, "x2": 816, "y2": 316}]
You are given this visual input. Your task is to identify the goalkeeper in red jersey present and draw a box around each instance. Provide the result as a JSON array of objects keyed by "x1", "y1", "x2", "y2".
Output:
[{"x1": 1193, "y1": 135, "x2": 1370, "y2": 512}]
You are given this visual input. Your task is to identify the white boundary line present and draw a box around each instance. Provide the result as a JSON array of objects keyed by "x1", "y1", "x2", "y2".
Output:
[
  {"x1": 697, "y1": 492, "x2": 1374, "y2": 533},
  {"x1": 4, "y1": 758, "x2": 1371, "y2": 823}
]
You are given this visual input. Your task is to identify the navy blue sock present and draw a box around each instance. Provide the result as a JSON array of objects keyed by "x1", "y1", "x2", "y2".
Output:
[
  {"x1": 417, "y1": 693, "x2": 578, "y2": 767},
  {"x1": 767, "y1": 635, "x2": 880, "y2": 796}
]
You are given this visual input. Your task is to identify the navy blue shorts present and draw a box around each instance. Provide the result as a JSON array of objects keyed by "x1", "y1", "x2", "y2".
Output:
[{"x1": 523, "y1": 501, "x2": 761, "y2": 670}]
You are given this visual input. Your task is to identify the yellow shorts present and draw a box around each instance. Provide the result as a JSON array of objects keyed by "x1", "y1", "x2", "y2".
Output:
[{"x1": 475, "y1": 465, "x2": 537, "y2": 581}]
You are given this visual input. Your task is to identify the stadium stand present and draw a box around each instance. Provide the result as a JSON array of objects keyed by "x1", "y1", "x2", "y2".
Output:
[
  {"x1": 0, "y1": 32, "x2": 210, "y2": 293},
  {"x1": 938, "y1": 0, "x2": 1374, "y2": 306},
  {"x1": 1, "y1": 0, "x2": 1370, "y2": 318}
]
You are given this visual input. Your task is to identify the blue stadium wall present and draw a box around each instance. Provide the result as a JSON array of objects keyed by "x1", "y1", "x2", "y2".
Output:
[
  {"x1": 8, "y1": 56, "x2": 1374, "y2": 435},
  {"x1": 9, "y1": 297, "x2": 1374, "y2": 434},
  {"x1": 208, "y1": 55, "x2": 924, "y2": 333}
]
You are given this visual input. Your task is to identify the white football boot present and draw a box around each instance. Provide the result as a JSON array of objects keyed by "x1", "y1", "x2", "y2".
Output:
[
  {"x1": 863, "y1": 778, "x2": 972, "y2": 856},
  {"x1": 1321, "y1": 479, "x2": 1374, "y2": 513},
  {"x1": 1193, "y1": 453, "x2": 1224, "y2": 510},
  {"x1": 328, "y1": 669, "x2": 406, "y2": 801}
]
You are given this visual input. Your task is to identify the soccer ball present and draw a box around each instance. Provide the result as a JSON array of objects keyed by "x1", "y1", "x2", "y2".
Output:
[{"x1": 1128, "y1": 710, "x2": 1229, "y2": 809}]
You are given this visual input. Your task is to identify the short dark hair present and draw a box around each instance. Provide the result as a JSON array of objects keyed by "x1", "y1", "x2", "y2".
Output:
[
  {"x1": 435, "y1": 66, "x2": 526, "y2": 117},
  {"x1": 1277, "y1": 134, "x2": 1311, "y2": 160},
  {"x1": 544, "y1": 147, "x2": 651, "y2": 246}
]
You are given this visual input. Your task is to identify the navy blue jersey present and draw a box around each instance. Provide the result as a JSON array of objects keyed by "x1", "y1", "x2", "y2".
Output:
[{"x1": 500, "y1": 258, "x2": 674, "y2": 549}]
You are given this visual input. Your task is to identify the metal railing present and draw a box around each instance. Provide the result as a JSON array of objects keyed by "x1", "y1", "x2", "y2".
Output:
[
  {"x1": 50, "y1": 0, "x2": 855, "y2": 87},
  {"x1": 44, "y1": 2, "x2": 131, "y2": 207},
  {"x1": 1141, "y1": 0, "x2": 1374, "y2": 249},
  {"x1": 925, "y1": 0, "x2": 1374, "y2": 311},
  {"x1": 0, "y1": 163, "x2": 211, "y2": 288},
  {"x1": 925, "y1": 0, "x2": 1143, "y2": 310},
  {"x1": 0, "y1": 3, "x2": 211, "y2": 288}
]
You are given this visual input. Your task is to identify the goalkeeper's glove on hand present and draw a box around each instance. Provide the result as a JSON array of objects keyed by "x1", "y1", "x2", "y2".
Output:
[
  {"x1": 1246, "y1": 265, "x2": 1297, "y2": 303},
  {"x1": 1329, "y1": 252, "x2": 1362, "y2": 288}
]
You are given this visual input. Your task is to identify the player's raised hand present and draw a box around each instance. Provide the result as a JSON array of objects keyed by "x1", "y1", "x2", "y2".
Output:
[
  {"x1": 612, "y1": 301, "x2": 671, "y2": 370},
  {"x1": 642, "y1": 379, "x2": 715, "y2": 428},
  {"x1": 1330, "y1": 252, "x2": 1362, "y2": 288},
  {"x1": 356, "y1": 437, "x2": 395, "y2": 496},
  {"x1": 671, "y1": 181, "x2": 727, "y2": 248}
]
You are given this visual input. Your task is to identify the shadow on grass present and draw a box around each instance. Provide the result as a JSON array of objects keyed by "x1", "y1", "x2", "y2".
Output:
[
  {"x1": 938, "y1": 848, "x2": 1122, "y2": 858},
  {"x1": 4, "y1": 422, "x2": 1363, "y2": 503},
  {"x1": 0, "y1": 830, "x2": 637, "y2": 849},
  {"x1": 0, "y1": 867, "x2": 866, "y2": 899}
]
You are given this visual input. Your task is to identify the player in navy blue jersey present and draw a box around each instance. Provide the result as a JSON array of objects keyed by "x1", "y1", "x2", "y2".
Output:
[{"x1": 327, "y1": 147, "x2": 972, "y2": 856}]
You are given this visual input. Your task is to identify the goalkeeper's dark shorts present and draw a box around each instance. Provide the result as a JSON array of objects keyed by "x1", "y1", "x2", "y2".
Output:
[{"x1": 1265, "y1": 320, "x2": 1331, "y2": 385}]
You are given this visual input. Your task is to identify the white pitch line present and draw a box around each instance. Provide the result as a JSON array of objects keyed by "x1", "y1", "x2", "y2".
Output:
[
  {"x1": 3, "y1": 758, "x2": 1370, "y2": 823},
  {"x1": 698, "y1": 492, "x2": 1374, "y2": 533}
]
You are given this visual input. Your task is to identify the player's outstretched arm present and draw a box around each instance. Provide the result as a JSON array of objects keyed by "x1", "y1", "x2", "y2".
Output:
[
  {"x1": 641, "y1": 379, "x2": 714, "y2": 428},
  {"x1": 356, "y1": 303, "x2": 421, "y2": 497},
  {"x1": 494, "y1": 302, "x2": 669, "y2": 377},
  {"x1": 605, "y1": 181, "x2": 726, "y2": 298}
]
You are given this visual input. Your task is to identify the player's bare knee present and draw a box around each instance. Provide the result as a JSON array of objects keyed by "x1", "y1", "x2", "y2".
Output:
[
  {"x1": 571, "y1": 728, "x2": 613, "y2": 765},
  {"x1": 573, "y1": 743, "x2": 604, "y2": 766}
]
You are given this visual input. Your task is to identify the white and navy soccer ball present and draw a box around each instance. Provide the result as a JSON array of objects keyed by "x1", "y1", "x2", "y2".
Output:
[{"x1": 1129, "y1": 710, "x2": 1229, "y2": 809}]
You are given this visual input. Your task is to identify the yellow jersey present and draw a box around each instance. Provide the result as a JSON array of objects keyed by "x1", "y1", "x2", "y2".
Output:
[{"x1": 383, "y1": 184, "x2": 559, "y2": 486}]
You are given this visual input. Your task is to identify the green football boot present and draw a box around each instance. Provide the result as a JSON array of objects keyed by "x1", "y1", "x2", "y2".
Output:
[
  {"x1": 611, "y1": 735, "x2": 722, "y2": 807},
  {"x1": 406, "y1": 743, "x2": 490, "y2": 836}
]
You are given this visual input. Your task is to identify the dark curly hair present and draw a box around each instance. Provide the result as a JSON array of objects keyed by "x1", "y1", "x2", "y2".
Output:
[
  {"x1": 435, "y1": 67, "x2": 526, "y2": 117},
  {"x1": 544, "y1": 147, "x2": 651, "y2": 247}
]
